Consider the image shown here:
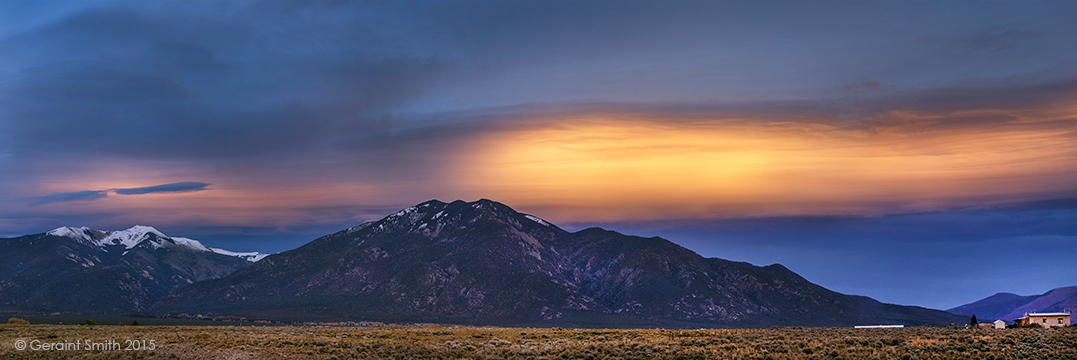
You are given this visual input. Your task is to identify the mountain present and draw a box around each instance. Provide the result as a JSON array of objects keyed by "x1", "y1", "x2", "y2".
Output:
[
  {"x1": 0, "y1": 225, "x2": 267, "y2": 314},
  {"x1": 948, "y1": 286, "x2": 1077, "y2": 321},
  {"x1": 154, "y1": 199, "x2": 966, "y2": 327}
]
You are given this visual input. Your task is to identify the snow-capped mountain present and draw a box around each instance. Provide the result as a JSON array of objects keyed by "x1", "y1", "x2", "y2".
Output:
[
  {"x1": 47, "y1": 225, "x2": 268, "y2": 262},
  {"x1": 0, "y1": 226, "x2": 267, "y2": 314},
  {"x1": 155, "y1": 199, "x2": 967, "y2": 327}
]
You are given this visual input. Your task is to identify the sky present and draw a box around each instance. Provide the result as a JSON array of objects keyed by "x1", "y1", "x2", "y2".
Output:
[{"x1": 1, "y1": 0, "x2": 1075, "y2": 310}]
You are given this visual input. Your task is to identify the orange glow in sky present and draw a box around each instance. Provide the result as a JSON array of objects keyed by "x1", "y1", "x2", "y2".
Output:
[
  {"x1": 462, "y1": 111, "x2": 1077, "y2": 222},
  {"x1": 20, "y1": 106, "x2": 1077, "y2": 229}
]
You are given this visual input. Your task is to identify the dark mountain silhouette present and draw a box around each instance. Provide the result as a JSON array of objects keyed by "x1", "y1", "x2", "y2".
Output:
[
  {"x1": 0, "y1": 226, "x2": 264, "y2": 314},
  {"x1": 948, "y1": 286, "x2": 1077, "y2": 321},
  {"x1": 153, "y1": 199, "x2": 966, "y2": 327}
]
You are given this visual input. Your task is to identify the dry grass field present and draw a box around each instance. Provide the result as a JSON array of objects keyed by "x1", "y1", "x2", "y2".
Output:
[{"x1": 2, "y1": 323, "x2": 1075, "y2": 359}]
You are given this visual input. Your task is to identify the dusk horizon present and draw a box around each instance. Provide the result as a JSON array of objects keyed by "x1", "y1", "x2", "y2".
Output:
[
  {"x1": 6, "y1": 195, "x2": 1073, "y2": 312},
  {"x1": 2, "y1": 0, "x2": 1075, "y2": 314}
]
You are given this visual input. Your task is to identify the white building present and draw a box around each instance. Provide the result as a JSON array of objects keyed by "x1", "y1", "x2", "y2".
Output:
[
  {"x1": 993, "y1": 319, "x2": 1005, "y2": 329},
  {"x1": 1014, "y1": 312, "x2": 1071, "y2": 328}
]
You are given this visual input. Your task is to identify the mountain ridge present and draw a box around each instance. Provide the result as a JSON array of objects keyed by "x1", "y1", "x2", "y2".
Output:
[
  {"x1": 153, "y1": 199, "x2": 967, "y2": 327},
  {"x1": 44, "y1": 225, "x2": 268, "y2": 262},
  {"x1": 948, "y1": 286, "x2": 1077, "y2": 321},
  {"x1": 0, "y1": 226, "x2": 267, "y2": 314}
]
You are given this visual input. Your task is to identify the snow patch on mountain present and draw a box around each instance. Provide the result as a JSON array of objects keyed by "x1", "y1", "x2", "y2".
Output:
[
  {"x1": 47, "y1": 226, "x2": 94, "y2": 242},
  {"x1": 394, "y1": 206, "x2": 417, "y2": 217},
  {"x1": 163, "y1": 234, "x2": 270, "y2": 263},
  {"x1": 346, "y1": 222, "x2": 373, "y2": 234},
  {"x1": 47, "y1": 225, "x2": 268, "y2": 262},
  {"x1": 171, "y1": 237, "x2": 211, "y2": 252},
  {"x1": 99, "y1": 225, "x2": 167, "y2": 249},
  {"x1": 524, "y1": 215, "x2": 551, "y2": 226},
  {"x1": 209, "y1": 248, "x2": 270, "y2": 262}
]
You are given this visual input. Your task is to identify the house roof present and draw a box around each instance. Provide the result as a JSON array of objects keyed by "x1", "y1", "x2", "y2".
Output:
[{"x1": 1025, "y1": 312, "x2": 1071, "y2": 317}]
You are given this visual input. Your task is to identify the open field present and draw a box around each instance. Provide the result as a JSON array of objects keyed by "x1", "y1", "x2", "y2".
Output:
[{"x1": 2, "y1": 324, "x2": 1075, "y2": 359}]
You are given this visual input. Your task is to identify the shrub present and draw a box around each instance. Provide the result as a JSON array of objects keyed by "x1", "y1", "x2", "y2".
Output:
[
  {"x1": 7, "y1": 317, "x2": 29, "y2": 325},
  {"x1": 85, "y1": 319, "x2": 96, "y2": 326}
]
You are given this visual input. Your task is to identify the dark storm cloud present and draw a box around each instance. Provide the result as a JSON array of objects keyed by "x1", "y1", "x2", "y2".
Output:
[
  {"x1": 394, "y1": 0, "x2": 1077, "y2": 108},
  {"x1": 871, "y1": 80, "x2": 1077, "y2": 114},
  {"x1": 2, "y1": 0, "x2": 1076, "y2": 164},
  {"x1": 113, "y1": 182, "x2": 210, "y2": 195},
  {"x1": 400, "y1": 77, "x2": 1077, "y2": 132},
  {"x1": 31, "y1": 190, "x2": 109, "y2": 206},
  {"x1": 0, "y1": 2, "x2": 449, "y2": 160}
]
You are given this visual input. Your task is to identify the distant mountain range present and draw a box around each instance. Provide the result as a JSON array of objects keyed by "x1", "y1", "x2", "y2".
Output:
[
  {"x1": 152, "y1": 199, "x2": 967, "y2": 327},
  {"x1": 948, "y1": 286, "x2": 1077, "y2": 321},
  {"x1": 0, "y1": 226, "x2": 266, "y2": 314}
]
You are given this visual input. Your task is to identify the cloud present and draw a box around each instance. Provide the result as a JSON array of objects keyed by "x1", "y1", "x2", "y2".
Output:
[
  {"x1": 4, "y1": 0, "x2": 1077, "y2": 229},
  {"x1": 31, "y1": 190, "x2": 108, "y2": 205},
  {"x1": 380, "y1": 79, "x2": 1077, "y2": 222},
  {"x1": 30, "y1": 182, "x2": 210, "y2": 206},
  {"x1": 113, "y1": 182, "x2": 210, "y2": 195},
  {"x1": 0, "y1": 4, "x2": 451, "y2": 161}
]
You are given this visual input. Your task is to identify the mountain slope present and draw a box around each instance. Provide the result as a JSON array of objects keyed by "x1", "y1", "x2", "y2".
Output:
[
  {"x1": 0, "y1": 226, "x2": 266, "y2": 314},
  {"x1": 154, "y1": 199, "x2": 966, "y2": 327},
  {"x1": 949, "y1": 286, "x2": 1077, "y2": 321}
]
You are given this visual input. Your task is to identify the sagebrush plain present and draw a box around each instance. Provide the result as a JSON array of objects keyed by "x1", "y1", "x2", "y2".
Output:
[{"x1": 2, "y1": 324, "x2": 1076, "y2": 359}]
